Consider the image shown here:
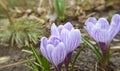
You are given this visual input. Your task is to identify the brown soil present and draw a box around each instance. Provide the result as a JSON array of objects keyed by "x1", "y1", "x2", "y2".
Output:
[{"x1": 0, "y1": 46, "x2": 32, "y2": 71}]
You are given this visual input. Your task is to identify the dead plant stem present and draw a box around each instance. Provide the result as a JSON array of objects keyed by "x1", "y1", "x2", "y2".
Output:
[{"x1": 0, "y1": 58, "x2": 35, "y2": 69}]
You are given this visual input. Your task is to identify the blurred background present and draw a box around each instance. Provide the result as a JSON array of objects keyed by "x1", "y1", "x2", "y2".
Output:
[{"x1": 0, "y1": 0, "x2": 120, "y2": 71}]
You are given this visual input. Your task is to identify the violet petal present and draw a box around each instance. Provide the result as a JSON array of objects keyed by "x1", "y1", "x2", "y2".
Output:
[
  {"x1": 52, "y1": 42, "x2": 66, "y2": 67},
  {"x1": 64, "y1": 22, "x2": 74, "y2": 31},
  {"x1": 51, "y1": 23, "x2": 59, "y2": 36}
]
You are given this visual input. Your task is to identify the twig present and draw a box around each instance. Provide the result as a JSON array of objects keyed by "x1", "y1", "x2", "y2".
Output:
[
  {"x1": 0, "y1": 58, "x2": 35, "y2": 69},
  {"x1": 94, "y1": 62, "x2": 97, "y2": 71},
  {"x1": 0, "y1": 0, "x2": 13, "y2": 25},
  {"x1": 86, "y1": 12, "x2": 96, "y2": 18},
  {"x1": 111, "y1": 46, "x2": 120, "y2": 54}
]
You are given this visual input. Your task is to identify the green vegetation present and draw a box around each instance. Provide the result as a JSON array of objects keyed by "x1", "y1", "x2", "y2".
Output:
[
  {"x1": 53, "y1": 0, "x2": 66, "y2": 21},
  {"x1": 0, "y1": 19, "x2": 45, "y2": 48}
]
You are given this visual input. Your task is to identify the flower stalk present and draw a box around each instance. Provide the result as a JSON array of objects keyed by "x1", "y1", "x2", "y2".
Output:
[{"x1": 64, "y1": 52, "x2": 72, "y2": 71}]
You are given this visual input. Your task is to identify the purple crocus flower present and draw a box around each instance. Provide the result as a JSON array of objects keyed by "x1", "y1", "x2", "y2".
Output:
[
  {"x1": 40, "y1": 36, "x2": 66, "y2": 71},
  {"x1": 51, "y1": 22, "x2": 81, "y2": 54},
  {"x1": 84, "y1": 14, "x2": 120, "y2": 60},
  {"x1": 51, "y1": 22, "x2": 81, "y2": 71}
]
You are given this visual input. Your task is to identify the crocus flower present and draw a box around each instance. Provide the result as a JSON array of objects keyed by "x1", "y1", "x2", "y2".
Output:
[
  {"x1": 51, "y1": 22, "x2": 81, "y2": 70},
  {"x1": 40, "y1": 36, "x2": 66, "y2": 71},
  {"x1": 51, "y1": 22, "x2": 81, "y2": 54},
  {"x1": 84, "y1": 14, "x2": 120, "y2": 61}
]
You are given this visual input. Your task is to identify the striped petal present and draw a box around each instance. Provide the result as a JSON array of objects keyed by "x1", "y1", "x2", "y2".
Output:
[
  {"x1": 85, "y1": 17, "x2": 97, "y2": 25},
  {"x1": 40, "y1": 37, "x2": 48, "y2": 57},
  {"x1": 52, "y1": 42, "x2": 66, "y2": 67},
  {"x1": 64, "y1": 22, "x2": 74, "y2": 31},
  {"x1": 46, "y1": 44, "x2": 54, "y2": 64},
  {"x1": 84, "y1": 22, "x2": 95, "y2": 35},
  {"x1": 58, "y1": 25, "x2": 64, "y2": 33},
  {"x1": 51, "y1": 23, "x2": 59, "y2": 36},
  {"x1": 109, "y1": 14, "x2": 120, "y2": 40},
  {"x1": 69, "y1": 29, "x2": 81, "y2": 51},
  {"x1": 91, "y1": 28, "x2": 109, "y2": 43},
  {"x1": 96, "y1": 18, "x2": 110, "y2": 29},
  {"x1": 48, "y1": 36, "x2": 61, "y2": 47},
  {"x1": 60, "y1": 28, "x2": 81, "y2": 53},
  {"x1": 60, "y1": 28, "x2": 70, "y2": 53}
]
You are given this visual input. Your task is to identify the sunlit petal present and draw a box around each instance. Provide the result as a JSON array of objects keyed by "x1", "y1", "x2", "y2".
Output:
[
  {"x1": 96, "y1": 18, "x2": 110, "y2": 29},
  {"x1": 85, "y1": 17, "x2": 97, "y2": 25},
  {"x1": 109, "y1": 14, "x2": 120, "y2": 40},
  {"x1": 64, "y1": 22, "x2": 74, "y2": 31},
  {"x1": 51, "y1": 23, "x2": 59, "y2": 36}
]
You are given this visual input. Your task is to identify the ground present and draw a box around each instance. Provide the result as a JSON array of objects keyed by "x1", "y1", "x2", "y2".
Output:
[{"x1": 0, "y1": 22, "x2": 120, "y2": 71}]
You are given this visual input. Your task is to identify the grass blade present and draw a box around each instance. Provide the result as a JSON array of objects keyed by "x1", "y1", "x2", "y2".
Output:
[
  {"x1": 26, "y1": 57, "x2": 38, "y2": 71},
  {"x1": 30, "y1": 45, "x2": 44, "y2": 71},
  {"x1": 82, "y1": 36, "x2": 104, "y2": 63}
]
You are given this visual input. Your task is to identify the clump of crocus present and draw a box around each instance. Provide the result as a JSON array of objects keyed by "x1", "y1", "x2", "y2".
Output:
[
  {"x1": 40, "y1": 22, "x2": 81, "y2": 71},
  {"x1": 84, "y1": 14, "x2": 120, "y2": 68}
]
